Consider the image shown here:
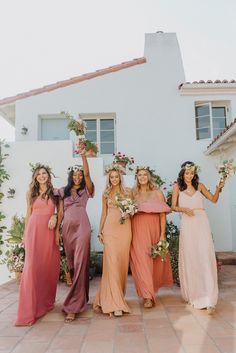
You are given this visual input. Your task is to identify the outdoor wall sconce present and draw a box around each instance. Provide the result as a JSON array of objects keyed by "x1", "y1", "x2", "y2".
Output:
[{"x1": 21, "y1": 126, "x2": 28, "y2": 135}]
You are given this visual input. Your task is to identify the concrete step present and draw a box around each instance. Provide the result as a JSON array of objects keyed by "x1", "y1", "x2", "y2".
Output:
[{"x1": 216, "y1": 251, "x2": 236, "y2": 265}]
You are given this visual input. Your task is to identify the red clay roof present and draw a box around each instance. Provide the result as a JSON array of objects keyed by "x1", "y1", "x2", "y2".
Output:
[
  {"x1": 207, "y1": 118, "x2": 236, "y2": 150},
  {"x1": 0, "y1": 57, "x2": 146, "y2": 106},
  {"x1": 179, "y1": 80, "x2": 236, "y2": 89}
]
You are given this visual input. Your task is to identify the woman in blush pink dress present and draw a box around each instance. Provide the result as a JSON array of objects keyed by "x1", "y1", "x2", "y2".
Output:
[
  {"x1": 15, "y1": 164, "x2": 60, "y2": 326},
  {"x1": 93, "y1": 164, "x2": 132, "y2": 317},
  {"x1": 172, "y1": 161, "x2": 224, "y2": 314},
  {"x1": 58, "y1": 145, "x2": 94, "y2": 323},
  {"x1": 130, "y1": 166, "x2": 173, "y2": 308}
]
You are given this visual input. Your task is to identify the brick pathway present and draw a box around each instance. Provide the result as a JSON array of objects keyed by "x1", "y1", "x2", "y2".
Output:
[{"x1": 0, "y1": 266, "x2": 236, "y2": 353}]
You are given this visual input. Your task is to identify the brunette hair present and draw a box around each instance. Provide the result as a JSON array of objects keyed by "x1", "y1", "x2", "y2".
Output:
[
  {"x1": 177, "y1": 161, "x2": 199, "y2": 191},
  {"x1": 29, "y1": 166, "x2": 57, "y2": 205},
  {"x1": 64, "y1": 169, "x2": 86, "y2": 198}
]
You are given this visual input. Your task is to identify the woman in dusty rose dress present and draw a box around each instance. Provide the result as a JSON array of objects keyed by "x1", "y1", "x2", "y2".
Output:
[
  {"x1": 130, "y1": 166, "x2": 173, "y2": 308},
  {"x1": 58, "y1": 145, "x2": 94, "y2": 323},
  {"x1": 93, "y1": 164, "x2": 132, "y2": 317},
  {"x1": 15, "y1": 164, "x2": 60, "y2": 326},
  {"x1": 172, "y1": 161, "x2": 224, "y2": 314}
]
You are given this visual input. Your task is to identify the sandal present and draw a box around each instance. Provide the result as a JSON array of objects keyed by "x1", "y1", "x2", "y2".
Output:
[
  {"x1": 143, "y1": 299, "x2": 153, "y2": 308},
  {"x1": 114, "y1": 310, "x2": 123, "y2": 317},
  {"x1": 64, "y1": 313, "x2": 76, "y2": 323}
]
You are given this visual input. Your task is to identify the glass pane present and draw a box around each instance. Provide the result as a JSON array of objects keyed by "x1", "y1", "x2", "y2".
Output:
[
  {"x1": 212, "y1": 107, "x2": 225, "y2": 118},
  {"x1": 213, "y1": 117, "x2": 226, "y2": 129},
  {"x1": 86, "y1": 131, "x2": 97, "y2": 142},
  {"x1": 41, "y1": 118, "x2": 69, "y2": 140},
  {"x1": 100, "y1": 142, "x2": 115, "y2": 154},
  {"x1": 195, "y1": 116, "x2": 210, "y2": 129},
  {"x1": 84, "y1": 119, "x2": 96, "y2": 130},
  {"x1": 196, "y1": 127, "x2": 211, "y2": 140},
  {"x1": 100, "y1": 130, "x2": 114, "y2": 142},
  {"x1": 100, "y1": 119, "x2": 114, "y2": 130},
  {"x1": 195, "y1": 105, "x2": 210, "y2": 117},
  {"x1": 213, "y1": 128, "x2": 224, "y2": 138}
]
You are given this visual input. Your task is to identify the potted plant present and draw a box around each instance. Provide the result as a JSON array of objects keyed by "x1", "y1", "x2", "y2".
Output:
[
  {"x1": 113, "y1": 152, "x2": 134, "y2": 173},
  {"x1": 1, "y1": 215, "x2": 25, "y2": 283},
  {"x1": 59, "y1": 240, "x2": 72, "y2": 286},
  {"x1": 166, "y1": 220, "x2": 180, "y2": 285}
]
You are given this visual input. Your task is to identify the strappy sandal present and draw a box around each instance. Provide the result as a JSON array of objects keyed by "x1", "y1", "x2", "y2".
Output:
[
  {"x1": 143, "y1": 299, "x2": 153, "y2": 308},
  {"x1": 64, "y1": 313, "x2": 76, "y2": 323},
  {"x1": 114, "y1": 310, "x2": 123, "y2": 317}
]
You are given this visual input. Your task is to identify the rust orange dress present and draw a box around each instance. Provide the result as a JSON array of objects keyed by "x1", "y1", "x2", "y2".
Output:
[
  {"x1": 130, "y1": 191, "x2": 173, "y2": 303},
  {"x1": 93, "y1": 196, "x2": 132, "y2": 314}
]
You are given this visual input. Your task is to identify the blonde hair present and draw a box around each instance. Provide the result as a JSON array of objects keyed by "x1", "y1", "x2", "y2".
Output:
[
  {"x1": 132, "y1": 168, "x2": 157, "y2": 196},
  {"x1": 103, "y1": 169, "x2": 128, "y2": 198}
]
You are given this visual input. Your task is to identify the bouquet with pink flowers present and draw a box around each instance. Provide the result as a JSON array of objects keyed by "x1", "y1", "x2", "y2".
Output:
[{"x1": 217, "y1": 159, "x2": 236, "y2": 181}]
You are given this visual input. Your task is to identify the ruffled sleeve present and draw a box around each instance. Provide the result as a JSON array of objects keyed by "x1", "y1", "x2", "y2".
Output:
[
  {"x1": 138, "y1": 197, "x2": 171, "y2": 214},
  {"x1": 85, "y1": 183, "x2": 95, "y2": 198},
  {"x1": 57, "y1": 187, "x2": 65, "y2": 199}
]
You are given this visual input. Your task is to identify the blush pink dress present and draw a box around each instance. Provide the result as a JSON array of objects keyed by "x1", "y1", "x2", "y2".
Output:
[
  {"x1": 15, "y1": 197, "x2": 60, "y2": 326},
  {"x1": 130, "y1": 192, "x2": 173, "y2": 303},
  {"x1": 178, "y1": 191, "x2": 218, "y2": 308},
  {"x1": 93, "y1": 196, "x2": 132, "y2": 314}
]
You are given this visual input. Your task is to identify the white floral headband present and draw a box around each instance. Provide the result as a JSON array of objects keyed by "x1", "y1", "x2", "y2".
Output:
[
  {"x1": 104, "y1": 163, "x2": 124, "y2": 175},
  {"x1": 183, "y1": 163, "x2": 201, "y2": 174},
  {"x1": 67, "y1": 165, "x2": 84, "y2": 174},
  {"x1": 135, "y1": 165, "x2": 153, "y2": 177}
]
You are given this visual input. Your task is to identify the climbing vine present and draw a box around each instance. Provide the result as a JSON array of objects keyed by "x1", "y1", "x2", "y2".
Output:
[{"x1": 0, "y1": 140, "x2": 10, "y2": 255}]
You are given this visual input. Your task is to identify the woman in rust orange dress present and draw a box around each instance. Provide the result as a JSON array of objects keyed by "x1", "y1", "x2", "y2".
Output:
[
  {"x1": 93, "y1": 164, "x2": 132, "y2": 317},
  {"x1": 130, "y1": 166, "x2": 173, "y2": 308}
]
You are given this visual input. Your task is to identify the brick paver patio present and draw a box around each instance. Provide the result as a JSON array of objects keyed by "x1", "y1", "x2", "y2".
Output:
[{"x1": 0, "y1": 266, "x2": 236, "y2": 353}]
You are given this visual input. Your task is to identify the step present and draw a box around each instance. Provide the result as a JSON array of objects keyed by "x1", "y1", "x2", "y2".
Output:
[{"x1": 216, "y1": 252, "x2": 236, "y2": 265}]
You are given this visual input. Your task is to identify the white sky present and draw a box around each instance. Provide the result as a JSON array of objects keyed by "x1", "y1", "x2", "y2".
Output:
[{"x1": 0, "y1": 0, "x2": 236, "y2": 141}]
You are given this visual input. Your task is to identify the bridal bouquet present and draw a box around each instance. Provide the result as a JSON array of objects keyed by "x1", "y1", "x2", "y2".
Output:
[
  {"x1": 150, "y1": 240, "x2": 169, "y2": 261},
  {"x1": 114, "y1": 193, "x2": 138, "y2": 224},
  {"x1": 217, "y1": 159, "x2": 236, "y2": 181},
  {"x1": 66, "y1": 112, "x2": 87, "y2": 140}
]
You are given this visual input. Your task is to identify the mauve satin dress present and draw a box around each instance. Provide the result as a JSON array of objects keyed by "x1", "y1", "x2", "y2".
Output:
[
  {"x1": 59, "y1": 186, "x2": 94, "y2": 314},
  {"x1": 15, "y1": 196, "x2": 60, "y2": 326}
]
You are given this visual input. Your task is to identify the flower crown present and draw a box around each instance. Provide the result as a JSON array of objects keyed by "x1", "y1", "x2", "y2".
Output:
[
  {"x1": 29, "y1": 162, "x2": 55, "y2": 177},
  {"x1": 104, "y1": 163, "x2": 124, "y2": 175},
  {"x1": 67, "y1": 165, "x2": 84, "y2": 174},
  {"x1": 183, "y1": 163, "x2": 201, "y2": 174},
  {"x1": 135, "y1": 166, "x2": 165, "y2": 187},
  {"x1": 135, "y1": 166, "x2": 153, "y2": 177}
]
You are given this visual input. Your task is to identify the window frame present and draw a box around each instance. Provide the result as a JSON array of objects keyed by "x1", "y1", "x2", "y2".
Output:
[
  {"x1": 195, "y1": 102, "x2": 227, "y2": 140},
  {"x1": 38, "y1": 114, "x2": 70, "y2": 141},
  {"x1": 83, "y1": 115, "x2": 116, "y2": 155}
]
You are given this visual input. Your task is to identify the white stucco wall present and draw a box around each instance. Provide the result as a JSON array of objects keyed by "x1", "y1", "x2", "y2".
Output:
[{"x1": 1, "y1": 32, "x2": 236, "y2": 286}]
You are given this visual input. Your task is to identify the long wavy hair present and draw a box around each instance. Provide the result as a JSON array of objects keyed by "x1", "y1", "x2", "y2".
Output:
[
  {"x1": 177, "y1": 161, "x2": 199, "y2": 191},
  {"x1": 103, "y1": 169, "x2": 127, "y2": 198},
  {"x1": 64, "y1": 170, "x2": 86, "y2": 198},
  {"x1": 132, "y1": 168, "x2": 157, "y2": 196},
  {"x1": 29, "y1": 166, "x2": 57, "y2": 206}
]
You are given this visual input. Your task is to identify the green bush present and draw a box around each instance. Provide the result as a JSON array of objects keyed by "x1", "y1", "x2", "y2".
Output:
[{"x1": 166, "y1": 220, "x2": 180, "y2": 285}]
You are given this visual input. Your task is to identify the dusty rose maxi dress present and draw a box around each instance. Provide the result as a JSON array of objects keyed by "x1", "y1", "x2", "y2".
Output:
[
  {"x1": 60, "y1": 187, "x2": 94, "y2": 314},
  {"x1": 15, "y1": 197, "x2": 60, "y2": 326},
  {"x1": 130, "y1": 196, "x2": 173, "y2": 303},
  {"x1": 93, "y1": 197, "x2": 132, "y2": 314},
  {"x1": 178, "y1": 191, "x2": 218, "y2": 308}
]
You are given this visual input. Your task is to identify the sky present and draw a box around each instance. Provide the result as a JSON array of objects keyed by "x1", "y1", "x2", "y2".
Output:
[{"x1": 0, "y1": 0, "x2": 236, "y2": 141}]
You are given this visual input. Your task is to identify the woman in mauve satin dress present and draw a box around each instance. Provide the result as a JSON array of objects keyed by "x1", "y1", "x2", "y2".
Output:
[
  {"x1": 130, "y1": 166, "x2": 173, "y2": 309},
  {"x1": 15, "y1": 164, "x2": 60, "y2": 326},
  {"x1": 58, "y1": 144, "x2": 94, "y2": 323},
  {"x1": 172, "y1": 161, "x2": 224, "y2": 314},
  {"x1": 93, "y1": 164, "x2": 132, "y2": 317}
]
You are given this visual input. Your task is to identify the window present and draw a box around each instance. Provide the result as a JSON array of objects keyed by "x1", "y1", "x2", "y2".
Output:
[
  {"x1": 40, "y1": 115, "x2": 69, "y2": 141},
  {"x1": 195, "y1": 103, "x2": 227, "y2": 140},
  {"x1": 84, "y1": 117, "x2": 115, "y2": 154}
]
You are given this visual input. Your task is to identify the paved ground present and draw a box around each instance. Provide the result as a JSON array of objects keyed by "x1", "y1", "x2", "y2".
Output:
[{"x1": 0, "y1": 266, "x2": 236, "y2": 353}]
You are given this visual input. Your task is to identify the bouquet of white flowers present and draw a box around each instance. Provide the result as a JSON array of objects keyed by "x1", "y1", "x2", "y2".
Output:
[
  {"x1": 115, "y1": 193, "x2": 138, "y2": 224},
  {"x1": 217, "y1": 159, "x2": 236, "y2": 181},
  {"x1": 150, "y1": 240, "x2": 169, "y2": 261}
]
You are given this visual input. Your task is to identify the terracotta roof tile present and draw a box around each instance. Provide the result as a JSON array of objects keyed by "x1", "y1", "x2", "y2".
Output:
[
  {"x1": 0, "y1": 57, "x2": 146, "y2": 106},
  {"x1": 179, "y1": 79, "x2": 236, "y2": 88}
]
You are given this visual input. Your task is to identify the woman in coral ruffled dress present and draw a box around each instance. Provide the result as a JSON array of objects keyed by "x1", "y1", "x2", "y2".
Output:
[
  {"x1": 15, "y1": 164, "x2": 60, "y2": 326},
  {"x1": 172, "y1": 161, "x2": 224, "y2": 314},
  {"x1": 130, "y1": 166, "x2": 173, "y2": 308},
  {"x1": 93, "y1": 164, "x2": 132, "y2": 317}
]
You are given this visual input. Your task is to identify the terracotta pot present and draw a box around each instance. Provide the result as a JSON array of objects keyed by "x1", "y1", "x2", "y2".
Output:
[
  {"x1": 85, "y1": 149, "x2": 97, "y2": 157},
  {"x1": 15, "y1": 271, "x2": 22, "y2": 284}
]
